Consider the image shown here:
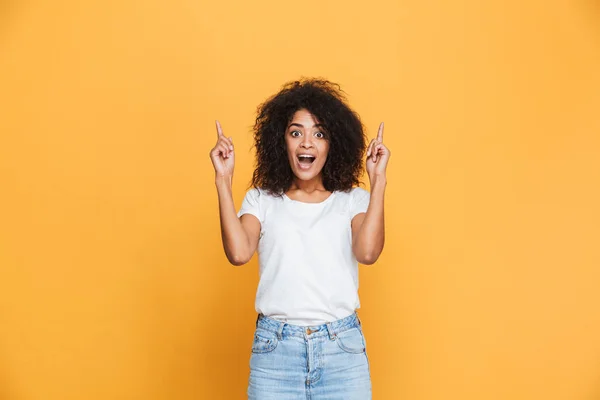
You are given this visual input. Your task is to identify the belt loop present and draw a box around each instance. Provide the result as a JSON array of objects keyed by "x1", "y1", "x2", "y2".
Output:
[
  {"x1": 355, "y1": 311, "x2": 362, "y2": 326},
  {"x1": 256, "y1": 313, "x2": 260, "y2": 328},
  {"x1": 277, "y1": 320, "x2": 285, "y2": 340},
  {"x1": 326, "y1": 321, "x2": 337, "y2": 340}
]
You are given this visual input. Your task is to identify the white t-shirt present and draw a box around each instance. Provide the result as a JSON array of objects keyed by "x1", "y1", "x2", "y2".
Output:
[{"x1": 237, "y1": 186, "x2": 370, "y2": 326}]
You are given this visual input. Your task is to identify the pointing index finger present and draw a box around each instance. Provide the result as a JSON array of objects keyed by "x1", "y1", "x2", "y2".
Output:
[
  {"x1": 215, "y1": 120, "x2": 224, "y2": 138},
  {"x1": 377, "y1": 122, "x2": 384, "y2": 142}
]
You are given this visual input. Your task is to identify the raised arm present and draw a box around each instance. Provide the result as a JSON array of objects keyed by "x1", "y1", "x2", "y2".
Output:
[
  {"x1": 352, "y1": 122, "x2": 390, "y2": 265},
  {"x1": 210, "y1": 120, "x2": 261, "y2": 266}
]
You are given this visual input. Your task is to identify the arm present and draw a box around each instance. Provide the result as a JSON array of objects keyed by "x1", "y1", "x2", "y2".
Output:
[
  {"x1": 351, "y1": 178, "x2": 386, "y2": 265},
  {"x1": 352, "y1": 121, "x2": 390, "y2": 265},
  {"x1": 215, "y1": 177, "x2": 261, "y2": 266},
  {"x1": 210, "y1": 120, "x2": 260, "y2": 266}
]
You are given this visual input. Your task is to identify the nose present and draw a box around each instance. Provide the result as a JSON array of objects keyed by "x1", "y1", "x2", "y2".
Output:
[{"x1": 300, "y1": 135, "x2": 313, "y2": 148}]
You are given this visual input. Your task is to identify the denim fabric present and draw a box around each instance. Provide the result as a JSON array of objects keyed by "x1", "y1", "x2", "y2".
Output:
[{"x1": 247, "y1": 312, "x2": 372, "y2": 399}]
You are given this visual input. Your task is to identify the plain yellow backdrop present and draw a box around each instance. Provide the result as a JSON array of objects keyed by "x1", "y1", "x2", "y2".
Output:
[{"x1": 1, "y1": 0, "x2": 599, "y2": 399}]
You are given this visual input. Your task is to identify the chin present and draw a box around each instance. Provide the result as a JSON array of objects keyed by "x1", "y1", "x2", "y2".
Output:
[
  {"x1": 295, "y1": 174, "x2": 319, "y2": 181},
  {"x1": 293, "y1": 165, "x2": 324, "y2": 180}
]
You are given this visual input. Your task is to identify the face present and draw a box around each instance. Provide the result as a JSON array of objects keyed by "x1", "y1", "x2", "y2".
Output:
[{"x1": 285, "y1": 109, "x2": 330, "y2": 183}]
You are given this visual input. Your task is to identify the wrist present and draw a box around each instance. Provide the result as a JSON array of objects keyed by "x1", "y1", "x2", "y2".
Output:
[
  {"x1": 369, "y1": 174, "x2": 387, "y2": 187},
  {"x1": 215, "y1": 174, "x2": 233, "y2": 188}
]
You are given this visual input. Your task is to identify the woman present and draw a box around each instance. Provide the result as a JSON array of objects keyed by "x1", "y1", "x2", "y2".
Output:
[{"x1": 210, "y1": 78, "x2": 390, "y2": 399}]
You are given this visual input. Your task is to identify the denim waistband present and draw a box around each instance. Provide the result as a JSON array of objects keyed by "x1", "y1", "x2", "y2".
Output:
[{"x1": 255, "y1": 312, "x2": 362, "y2": 340}]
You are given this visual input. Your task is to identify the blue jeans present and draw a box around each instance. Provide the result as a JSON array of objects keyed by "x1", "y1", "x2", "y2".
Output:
[{"x1": 247, "y1": 312, "x2": 372, "y2": 399}]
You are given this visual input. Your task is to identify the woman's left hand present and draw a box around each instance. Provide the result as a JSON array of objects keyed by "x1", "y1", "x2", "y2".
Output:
[{"x1": 366, "y1": 122, "x2": 391, "y2": 183}]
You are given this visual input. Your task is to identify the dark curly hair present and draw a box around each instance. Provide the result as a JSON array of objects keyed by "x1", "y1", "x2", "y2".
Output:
[{"x1": 250, "y1": 78, "x2": 367, "y2": 196}]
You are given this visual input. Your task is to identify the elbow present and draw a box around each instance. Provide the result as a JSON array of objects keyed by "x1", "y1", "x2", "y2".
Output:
[
  {"x1": 354, "y1": 236, "x2": 384, "y2": 266},
  {"x1": 356, "y1": 250, "x2": 379, "y2": 265},
  {"x1": 224, "y1": 242, "x2": 254, "y2": 266},
  {"x1": 359, "y1": 253, "x2": 378, "y2": 265},
  {"x1": 356, "y1": 246, "x2": 384, "y2": 265},
  {"x1": 228, "y1": 253, "x2": 251, "y2": 266}
]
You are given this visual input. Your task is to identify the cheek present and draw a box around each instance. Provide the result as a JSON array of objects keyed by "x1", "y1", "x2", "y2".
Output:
[
  {"x1": 320, "y1": 144, "x2": 330, "y2": 161},
  {"x1": 285, "y1": 144, "x2": 295, "y2": 158}
]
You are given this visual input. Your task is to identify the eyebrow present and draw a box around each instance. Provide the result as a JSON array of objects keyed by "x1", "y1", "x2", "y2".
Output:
[{"x1": 287, "y1": 123, "x2": 324, "y2": 129}]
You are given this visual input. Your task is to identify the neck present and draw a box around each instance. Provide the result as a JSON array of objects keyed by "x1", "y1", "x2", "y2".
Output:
[{"x1": 289, "y1": 176, "x2": 326, "y2": 193}]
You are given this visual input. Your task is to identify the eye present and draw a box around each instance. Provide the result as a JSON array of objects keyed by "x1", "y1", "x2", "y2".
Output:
[
  {"x1": 290, "y1": 130, "x2": 301, "y2": 137},
  {"x1": 314, "y1": 131, "x2": 325, "y2": 139}
]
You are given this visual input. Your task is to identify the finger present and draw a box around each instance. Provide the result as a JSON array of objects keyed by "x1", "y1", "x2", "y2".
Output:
[
  {"x1": 215, "y1": 120, "x2": 224, "y2": 138},
  {"x1": 369, "y1": 139, "x2": 382, "y2": 158},
  {"x1": 373, "y1": 144, "x2": 384, "y2": 162},
  {"x1": 377, "y1": 122, "x2": 384, "y2": 142},
  {"x1": 219, "y1": 137, "x2": 233, "y2": 151},
  {"x1": 218, "y1": 143, "x2": 230, "y2": 158},
  {"x1": 366, "y1": 139, "x2": 375, "y2": 157},
  {"x1": 217, "y1": 136, "x2": 234, "y2": 158},
  {"x1": 372, "y1": 142, "x2": 379, "y2": 162}
]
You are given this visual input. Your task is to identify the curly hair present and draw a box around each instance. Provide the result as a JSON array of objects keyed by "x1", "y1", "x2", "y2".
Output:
[{"x1": 250, "y1": 78, "x2": 367, "y2": 196}]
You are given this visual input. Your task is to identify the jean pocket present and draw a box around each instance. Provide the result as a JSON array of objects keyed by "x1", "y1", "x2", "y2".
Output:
[
  {"x1": 335, "y1": 326, "x2": 366, "y2": 354},
  {"x1": 251, "y1": 327, "x2": 278, "y2": 354}
]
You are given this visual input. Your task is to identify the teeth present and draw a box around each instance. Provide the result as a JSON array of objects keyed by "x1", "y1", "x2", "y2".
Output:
[{"x1": 298, "y1": 155, "x2": 315, "y2": 158}]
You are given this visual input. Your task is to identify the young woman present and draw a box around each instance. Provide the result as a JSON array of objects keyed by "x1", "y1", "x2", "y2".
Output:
[{"x1": 210, "y1": 78, "x2": 390, "y2": 399}]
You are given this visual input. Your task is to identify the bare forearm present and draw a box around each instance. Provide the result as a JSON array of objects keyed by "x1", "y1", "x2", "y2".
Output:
[
  {"x1": 215, "y1": 177, "x2": 251, "y2": 265},
  {"x1": 355, "y1": 177, "x2": 386, "y2": 264}
]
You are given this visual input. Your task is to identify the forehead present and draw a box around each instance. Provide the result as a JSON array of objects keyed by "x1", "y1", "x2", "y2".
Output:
[{"x1": 288, "y1": 109, "x2": 321, "y2": 126}]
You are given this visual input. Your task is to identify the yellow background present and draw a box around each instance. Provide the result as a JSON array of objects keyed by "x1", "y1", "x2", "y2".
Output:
[{"x1": 1, "y1": 0, "x2": 599, "y2": 399}]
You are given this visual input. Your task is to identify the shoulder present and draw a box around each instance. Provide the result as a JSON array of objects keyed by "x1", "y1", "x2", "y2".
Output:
[
  {"x1": 334, "y1": 186, "x2": 369, "y2": 196},
  {"x1": 331, "y1": 186, "x2": 369, "y2": 212},
  {"x1": 341, "y1": 187, "x2": 370, "y2": 216},
  {"x1": 243, "y1": 187, "x2": 270, "y2": 197},
  {"x1": 241, "y1": 187, "x2": 261, "y2": 202},
  {"x1": 350, "y1": 187, "x2": 370, "y2": 197},
  {"x1": 243, "y1": 187, "x2": 282, "y2": 203},
  {"x1": 246, "y1": 187, "x2": 262, "y2": 197},
  {"x1": 343, "y1": 186, "x2": 370, "y2": 203},
  {"x1": 333, "y1": 187, "x2": 370, "y2": 201}
]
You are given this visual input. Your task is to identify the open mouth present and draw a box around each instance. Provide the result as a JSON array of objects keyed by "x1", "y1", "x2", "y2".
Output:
[
  {"x1": 298, "y1": 155, "x2": 316, "y2": 164},
  {"x1": 297, "y1": 155, "x2": 316, "y2": 170}
]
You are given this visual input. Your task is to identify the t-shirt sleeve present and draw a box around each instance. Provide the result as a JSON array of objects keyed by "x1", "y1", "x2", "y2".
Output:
[
  {"x1": 237, "y1": 188, "x2": 263, "y2": 222},
  {"x1": 349, "y1": 187, "x2": 370, "y2": 218}
]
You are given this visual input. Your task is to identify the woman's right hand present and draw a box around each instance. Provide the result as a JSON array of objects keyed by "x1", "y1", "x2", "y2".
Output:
[{"x1": 210, "y1": 120, "x2": 235, "y2": 179}]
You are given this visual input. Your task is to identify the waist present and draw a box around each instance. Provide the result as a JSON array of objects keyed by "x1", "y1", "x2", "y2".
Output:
[{"x1": 255, "y1": 311, "x2": 363, "y2": 339}]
